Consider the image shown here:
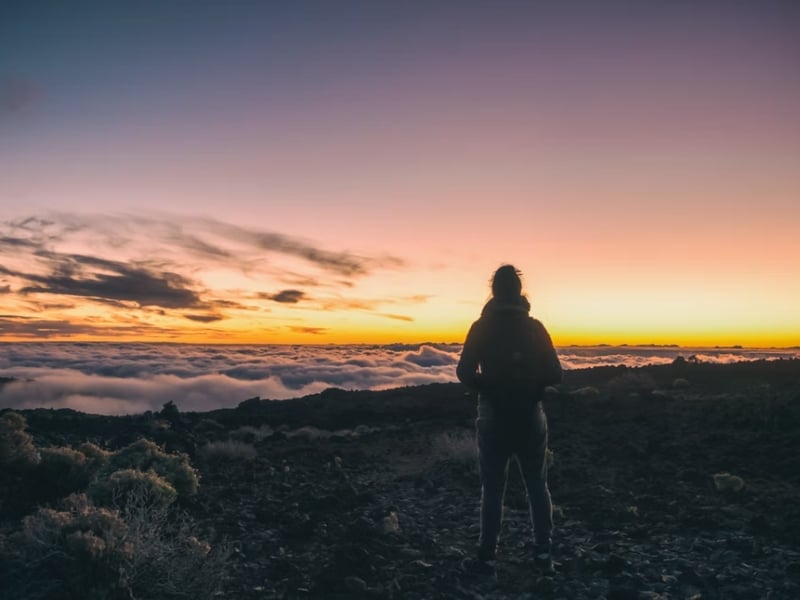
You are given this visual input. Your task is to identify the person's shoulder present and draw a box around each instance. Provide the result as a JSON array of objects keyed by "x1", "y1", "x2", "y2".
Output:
[
  {"x1": 528, "y1": 317, "x2": 552, "y2": 335},
  {"x1": 467, "y1": 318, "x2": 484, "y2": 334}
]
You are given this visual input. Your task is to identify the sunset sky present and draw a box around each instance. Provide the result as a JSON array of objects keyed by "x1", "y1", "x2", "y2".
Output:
[{"x1": 1, "y1": 1, "x2": 798, "y2": 346}]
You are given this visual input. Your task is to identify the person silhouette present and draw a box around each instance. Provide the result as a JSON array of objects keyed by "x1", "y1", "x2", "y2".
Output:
[{"x1": 457, "y1": 264, "x2": 562, "y2": 574}]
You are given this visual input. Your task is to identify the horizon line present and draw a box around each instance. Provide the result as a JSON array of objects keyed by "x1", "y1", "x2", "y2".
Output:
[{"x1": 0, "y1": 340, "x2": 797, "y2": 350}]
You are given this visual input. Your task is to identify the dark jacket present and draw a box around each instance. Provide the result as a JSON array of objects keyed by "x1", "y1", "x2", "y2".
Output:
[{"x1": 457, "y1": 296, "x2": 562, "y2": 398}]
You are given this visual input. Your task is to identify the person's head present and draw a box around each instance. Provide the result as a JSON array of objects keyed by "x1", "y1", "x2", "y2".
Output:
[{"x1": 491, "y1": 264, "x2": 523, "y2": 301}]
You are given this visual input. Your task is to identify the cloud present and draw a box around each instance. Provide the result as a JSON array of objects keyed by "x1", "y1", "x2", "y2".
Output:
[
  {"x1": 1, "y1": 343, "x2": 797, "y2": 415},
  {"x1": 401, "y1": 345, "x2": 457, "y2": 367},
  {"x1": 12, "y1": 252, "x2": 204, "y2": 309},
  {"x1": 194, "y1": 217, "x2": 404, "y2": 277},
  {"x1": 0, "y1": 316, "x2": 186, "y2": 339},
  {"x1": 0, "y1": 318, "x2": 103, "y2": 338},
  {"x1": 0, "y1": 343, "x2": 463, "y2": 414},
  {"x1": 287, "y1": 326, "x2": 328, "y2": 335},
  {"x1": 0, "y1": 77, "x2": 40, "y2": 117},
  {"x1": 377, "y1": 313, "x2": 414, "y2": 322},
  {"x1": 26, "y1": 213, "x2": 404, "y2": 279},
  {"x1": 0, "y1": 213, "x2": 411, "y2": 334},
  {"x1": 266, "y1": 289, "x2": 306, "y2": 304},
  {"x1": 184, "y1": 313, "x2": 224, "y2": 323}
]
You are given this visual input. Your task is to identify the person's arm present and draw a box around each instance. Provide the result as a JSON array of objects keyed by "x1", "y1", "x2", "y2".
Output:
[
  {"x1": 532, "y1": 319, "x2": 562, "y2": 386},
  {"x1": 457, "y1": 321, "x2": 483, "y2": 391}
]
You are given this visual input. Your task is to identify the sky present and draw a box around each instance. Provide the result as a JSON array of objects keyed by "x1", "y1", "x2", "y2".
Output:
[{"x1": 1, "y1": 1, "x2": 799, "y2": 347}]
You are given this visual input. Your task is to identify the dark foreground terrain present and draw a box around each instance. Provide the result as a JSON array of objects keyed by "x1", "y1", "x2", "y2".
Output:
[{"x1": 2, "y1": 359, "x2": 800, "y2": 599}]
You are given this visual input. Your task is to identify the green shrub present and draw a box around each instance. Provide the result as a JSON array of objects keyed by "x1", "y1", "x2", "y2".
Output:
[
  {"x1": 36, "y1": 446, "x2": 92, "y2": 499},
  {"x1": 77, "y1": 441, "x2": 112, "y2": 467},
  {"x1": 88, "y1": 469, "x2": 178, "y2": 508},
  {"x1": 0, "y1": 411, "x2": 40, "y2": 469},
  {"x1": 104, "y1": 438, "x2": 199, "y2": 498}
]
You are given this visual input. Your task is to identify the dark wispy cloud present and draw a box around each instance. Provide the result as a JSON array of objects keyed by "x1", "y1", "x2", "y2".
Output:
[
  {"x1": 183, "y1": 314, "x2": 224, "y2": 323},
  {"x1": 377, "y1": 313, "x2": 414, "y2": 322},
  {"x1": 27, "y1": 213, "x2": 405, "y2": 279},
  {"x1": 4, "y1": 213, "x2": 404, "y2": 278},
  {"x1": 0, "y1": 318, "x2": 93, "y2": 338},
  {"x1": 7, "y1": 252, "x2": 204, "y2": 309},
  {"x1": 192, "y1": 217, "x2": 404, "y2": 277},
  {"x1": 265, "y1": 289, "x2": 306, "y2": 304},
  {"x1": 288, "y1": 326, "x2": 328, "y2": 335},
  {"x1": 0, "y1": 317, "x2": 185, "y2": 339},
  {"x1": 0, "y1": 77, "x2": 40, "y2": 118}
]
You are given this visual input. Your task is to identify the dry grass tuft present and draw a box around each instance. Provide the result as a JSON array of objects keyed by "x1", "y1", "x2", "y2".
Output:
[
  {"x1": 431, "y1": 430, "x2": 475, "y2": 463},
  {"x1": 231, "y1": 424, "x2": 274, "y2": 442},
  {"x1": 199, "y1": 440, "x2": 258, "y2": 462}
]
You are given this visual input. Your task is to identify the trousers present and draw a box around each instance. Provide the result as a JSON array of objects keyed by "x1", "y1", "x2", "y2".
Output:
[{"x1": 476, "y1": 399, "x2": 553, "y2": 557}]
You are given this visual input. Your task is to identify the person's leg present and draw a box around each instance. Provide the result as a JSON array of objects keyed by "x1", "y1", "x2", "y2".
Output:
[
  {"x1": 515, "y1": 404, "x2": 553, "y2": 552},
  {"x1": 477, "y1": 417, "x2": 510, "y2": 560}
]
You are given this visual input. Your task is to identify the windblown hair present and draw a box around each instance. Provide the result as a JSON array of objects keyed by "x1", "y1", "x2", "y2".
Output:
[{"x1": 491, "y1": 264, "x2": 523, "y2": 301}]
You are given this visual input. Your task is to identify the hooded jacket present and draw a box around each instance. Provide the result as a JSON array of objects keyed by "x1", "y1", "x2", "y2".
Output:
[{"x1": 456, "y1": 296, "x2": 562, "y2": 399}]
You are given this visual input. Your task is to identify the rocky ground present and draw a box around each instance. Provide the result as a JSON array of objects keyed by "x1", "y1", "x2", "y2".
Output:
[{"x1": 9, "y1": 359, "x2": 800, "y2": 599}]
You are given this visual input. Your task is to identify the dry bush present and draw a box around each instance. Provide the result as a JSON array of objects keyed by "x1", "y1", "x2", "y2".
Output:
[
  {"x1": 113, "y1": 484, "x2": 229, "y2": 600},
  {"x1": 0, "y1": 411, "x2": 40, "y2": 469},
  {"x1": 199, "y1": 440, "x2": 257, "y2": 462},
  {"x1": 14, "y1": 494, "x2": 133, "y2": 599},
  {"x1": 88, "y1": 468, "x2": 178, "y2": 509},
  {"x1": 431, "y1": 430, "x2": 475, "y2": 464},
  {"x1": 4, "y1": 490, "x2": 228, "y2": 600}
]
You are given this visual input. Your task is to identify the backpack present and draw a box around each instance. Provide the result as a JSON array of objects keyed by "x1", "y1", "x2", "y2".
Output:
[{"x1": 478, "y1": 311, "x2": 547, "y2": 423}]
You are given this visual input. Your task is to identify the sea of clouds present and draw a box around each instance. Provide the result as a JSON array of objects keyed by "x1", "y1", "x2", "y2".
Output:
[{"x1": 1, "y1": 343, "x2": 797, "y2": 415}]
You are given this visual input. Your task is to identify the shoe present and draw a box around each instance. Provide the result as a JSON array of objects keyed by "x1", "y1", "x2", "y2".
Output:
[
  {"x1": 534, "y1": 551, "x2": 554, "y2": 573},
  {"x1": 461, "y1": 556, "x2": 496, "y2": 577}
]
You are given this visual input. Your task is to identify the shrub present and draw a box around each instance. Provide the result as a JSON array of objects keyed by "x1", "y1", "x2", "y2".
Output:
[
  {"x1": 0, "y1": 411, "x2": 40, "y2": 469},
  {"x1": 607, "y1": 372, "x2": 657, "y2": 396},
  {"x1": 116, "y1": 484, "x2": 228, "y2": 599},
  {"x1": 104, "y1": 438, "x2": 199, "y2": 498},
  {"x1": 88, "y1": 469, "x2": 178, "y2": 509},
  {"x1": 231, "y1": 424, "x2": 274, "y2": 442},
  {"x1": 4, "y1": 491, "x2": 228, "y2": 600},
  {"x1": 160, "y1": 400, "x2": 180, "y2": 421},
  {"x1": 17, "y1": 494, "x2": 132, "y2": 598},
  {"x1": 199, "y1": 440, "x2": 257, "y2": 462},
  {"x1": 36, "y1": 447, "x2": 92, "y2": 499},
  {"x1": 77, "y1": 441, "x2": 112, "y2": 467}
]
